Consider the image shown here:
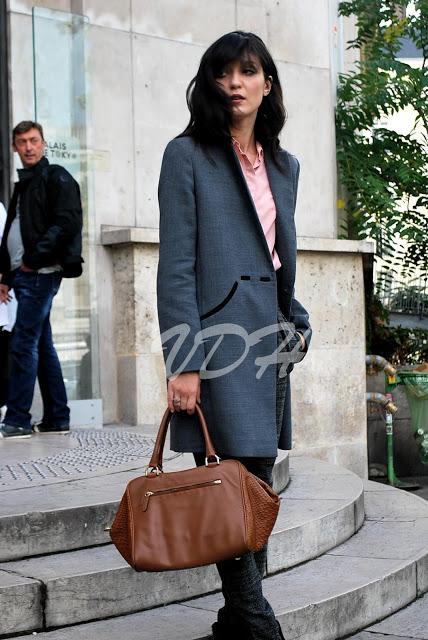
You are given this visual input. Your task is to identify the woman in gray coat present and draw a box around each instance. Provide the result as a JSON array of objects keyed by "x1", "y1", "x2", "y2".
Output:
[{"x1": 157, "y1": 31, "x2": 311, "y2": 640}]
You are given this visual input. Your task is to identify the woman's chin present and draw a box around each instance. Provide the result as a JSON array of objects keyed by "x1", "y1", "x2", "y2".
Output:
[{"x1": 230, "y1": 109, "x2": 256, "y2": 125}]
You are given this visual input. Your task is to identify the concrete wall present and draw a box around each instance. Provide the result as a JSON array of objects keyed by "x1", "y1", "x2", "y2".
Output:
[
  {"x1": 8, "y1": 0, "x2": 338, "y2": 237},
  {"x1": 291, "y1": 239, "x2": 369, "y2": 476}
]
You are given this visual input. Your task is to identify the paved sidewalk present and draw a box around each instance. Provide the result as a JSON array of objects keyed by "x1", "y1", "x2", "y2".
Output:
[{"x1": 0, "y1": 423, "x2": 165, "y2": 490}]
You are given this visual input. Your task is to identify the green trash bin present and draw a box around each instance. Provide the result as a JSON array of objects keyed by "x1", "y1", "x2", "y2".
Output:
[{"x1": 400, "y1": 371, "x2": 428, "y2": 465}]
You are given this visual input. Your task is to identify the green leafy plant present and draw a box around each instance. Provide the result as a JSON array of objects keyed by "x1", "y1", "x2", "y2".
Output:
[
  {"x1": 336, "y1": 0, "x2": 428, "y2": 279},
  {"x1": 367, "y1": 295, "x2": 428, "y2": 363}
]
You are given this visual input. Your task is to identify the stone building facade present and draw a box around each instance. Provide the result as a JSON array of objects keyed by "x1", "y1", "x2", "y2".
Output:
[{"x1": 2, "y1": 0, "x2": 372, "y2": 476}]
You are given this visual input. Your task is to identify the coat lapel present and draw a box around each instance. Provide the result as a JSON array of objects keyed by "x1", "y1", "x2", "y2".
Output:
[
  {"x1": 228, "y1": 143, "x2": 297, "y2": 286},
  {"x1": 229, "y1": 145, "x2": 274, "y2": 268},
  {"x1": 264, "y1": 150, "x2": 297, "y2": 287}
]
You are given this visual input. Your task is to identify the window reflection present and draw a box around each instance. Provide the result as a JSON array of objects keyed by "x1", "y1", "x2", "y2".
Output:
[{"x1": 32, "y1": 7, "x2": 98, "y2": 402}]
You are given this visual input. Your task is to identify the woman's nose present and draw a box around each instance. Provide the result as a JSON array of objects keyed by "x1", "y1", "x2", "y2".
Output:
[{"x1": 230, "y1": 73, "x2": 242, "y2": 89}]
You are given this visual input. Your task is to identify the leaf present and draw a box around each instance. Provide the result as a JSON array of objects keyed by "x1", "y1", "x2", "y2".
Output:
[{"x1": 336, "y1": 0, "x2": 428, "y2": 282}]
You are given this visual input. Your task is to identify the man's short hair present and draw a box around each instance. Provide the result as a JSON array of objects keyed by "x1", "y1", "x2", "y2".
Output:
[{"x1": 12, "y1": 121, "x2": 45, "y2": 144}]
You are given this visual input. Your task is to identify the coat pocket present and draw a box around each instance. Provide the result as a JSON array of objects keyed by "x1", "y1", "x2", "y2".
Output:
[{"x1": 200, "y1": 281, "x2": 239, "y2": 321}]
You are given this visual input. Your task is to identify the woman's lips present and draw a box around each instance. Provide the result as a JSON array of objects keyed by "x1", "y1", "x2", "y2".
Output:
[{"x1": 231, "y1": 95, "x2": 245, "y2": 103}]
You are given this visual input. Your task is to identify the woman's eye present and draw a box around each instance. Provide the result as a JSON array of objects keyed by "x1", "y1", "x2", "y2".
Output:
[
  {"x1": 216, "y1": 70, "x2": 227, "y2": 79},
  {"x1": 243, "y1": 68, "x2": 256, "y2": 75}
]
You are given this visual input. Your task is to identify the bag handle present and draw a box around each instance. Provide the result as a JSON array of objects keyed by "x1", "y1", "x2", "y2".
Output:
[{"x1": 147, "y1": 404, "x2": 219, "y2": 474}]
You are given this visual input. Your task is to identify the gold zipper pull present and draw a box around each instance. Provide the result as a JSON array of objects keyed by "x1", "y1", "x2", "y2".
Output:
[{"x1": 143, "y1": 490, "x2": 154, "y2": 511}]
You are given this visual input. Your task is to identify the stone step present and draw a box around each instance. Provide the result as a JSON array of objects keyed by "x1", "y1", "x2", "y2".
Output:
[
  {"x1": 0, "y1": 450, "x2": 287, "y2": 561},
  {"x1": 5, "y1": 481, "x2": 428, "y2": 640},
  {"x1": 0, "y1": 456, "x2": 363, "y2": 636},
  {"x1": 347, "y1": 591, "x2": 428, "y2": 639}
]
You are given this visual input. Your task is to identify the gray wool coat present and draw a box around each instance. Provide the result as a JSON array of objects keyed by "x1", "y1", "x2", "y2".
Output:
[{"x1": 157, "y1": 136, "x2": 311, "y2": 458}]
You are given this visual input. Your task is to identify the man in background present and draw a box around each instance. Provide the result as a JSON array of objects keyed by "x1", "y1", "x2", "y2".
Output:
[{"x1": 0, "y1": 121, "x2": 83, "y2": 438}]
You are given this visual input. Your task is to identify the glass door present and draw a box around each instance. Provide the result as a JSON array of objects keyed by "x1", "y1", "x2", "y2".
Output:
[{"x1": 32, "y1": 7, "x2": 101, "y2": 425}]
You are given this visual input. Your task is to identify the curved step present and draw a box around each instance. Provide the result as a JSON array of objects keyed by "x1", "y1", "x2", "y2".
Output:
[
  {"x1": 0, "y1": 450, "x2": 288, "y2": 562},
  {"x1": 6, "y1": 481, "x2": 428, "y2": 640},
  {"x1": 0, "y1": 457, "x2": 363, "y2": 635},
  {"x1": 348, "y1": 590, "x2": 428, "y2": 639}
]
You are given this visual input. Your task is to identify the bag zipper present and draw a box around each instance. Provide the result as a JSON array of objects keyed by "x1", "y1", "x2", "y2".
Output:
[{"x1": 142, "y1": 479, "x2": 222, "y2": 511}]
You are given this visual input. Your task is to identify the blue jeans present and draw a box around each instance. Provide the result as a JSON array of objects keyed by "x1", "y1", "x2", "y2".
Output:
[
  {"x1": 4, "y1": 270, "x2": 69, "y2": 430},
  {"x1": 194, "y1": 453, "x2": 281, "y2": 640}
]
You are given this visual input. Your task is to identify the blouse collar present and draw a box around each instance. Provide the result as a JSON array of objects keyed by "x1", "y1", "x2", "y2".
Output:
[{"x1": 232, "y1": 137, "x2": 263, "y2": 169}]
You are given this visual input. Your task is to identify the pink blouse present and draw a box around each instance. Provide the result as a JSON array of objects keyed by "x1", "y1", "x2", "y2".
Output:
[{"x1": 232, "y1": 138, "x2": 281, "y2": 271}]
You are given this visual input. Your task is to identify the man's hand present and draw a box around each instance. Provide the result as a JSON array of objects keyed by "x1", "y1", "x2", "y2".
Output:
[
  {"x1": 0, "y1": 284, "x2": 11, "y2": 304},
  {"x1": 167, "y1": 372, "x2": 201, "y2": 414},
  {"x1": 20, "y1": 263, "x2": 35, "y2": 272}
]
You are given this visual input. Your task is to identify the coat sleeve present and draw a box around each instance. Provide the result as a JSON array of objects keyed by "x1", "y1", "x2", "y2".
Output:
[
  {"x1": 157, "y1": 139, "x2": 205, "y2": 378},
  {"x1": 290, "y1": 294, "x2": 312, "y2": 354},
  {"x1": 23, "y1": 169, "x2": 82, "y2": 270},
  {"x1": 288, "y1": 154, "x2": 312, "y2": 354}
]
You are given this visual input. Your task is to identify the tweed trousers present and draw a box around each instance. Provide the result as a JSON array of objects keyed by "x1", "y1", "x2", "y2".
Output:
[
  {"x1": 276, "y1": 306, "x2": 289, "y2": 440},
  {"x1": 193, "y1": 453, "x2": 279, "y2": 640}
]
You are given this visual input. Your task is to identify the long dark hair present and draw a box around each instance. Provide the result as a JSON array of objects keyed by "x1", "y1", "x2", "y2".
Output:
[{"x1": 179, "y1": 31, "x2": 286, "y2": 158}]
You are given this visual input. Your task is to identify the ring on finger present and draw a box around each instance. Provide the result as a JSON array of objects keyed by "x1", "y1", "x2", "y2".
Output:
[{"x1": 173, "y1": 397, "x2": 181, "y2": 405}]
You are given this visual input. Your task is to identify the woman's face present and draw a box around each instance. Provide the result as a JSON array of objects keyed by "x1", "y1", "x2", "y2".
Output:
[{"x1": 215, "y1": 54, "x2": 272, "y2": 125}]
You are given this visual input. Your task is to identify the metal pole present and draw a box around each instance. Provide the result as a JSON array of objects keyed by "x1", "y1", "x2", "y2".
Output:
[
  {"x1": 385, "y1": 409, "x2": 397, "y2": 485},
  {"x1": 384, "y1": 392, "x2": 420, "y2": 490}
]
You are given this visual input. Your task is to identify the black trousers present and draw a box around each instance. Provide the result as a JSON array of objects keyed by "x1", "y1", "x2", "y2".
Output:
[{"x1": 193, "y1": 453, "x2": 281, "y2": 640}]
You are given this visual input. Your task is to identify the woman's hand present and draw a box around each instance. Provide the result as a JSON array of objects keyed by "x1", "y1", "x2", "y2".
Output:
[
  {"x1": 167, "y1": 372, "x2": 201, "y2": 414},
  {"x1": 296, "y1": 331, "x2": 306, "y2": 350}
]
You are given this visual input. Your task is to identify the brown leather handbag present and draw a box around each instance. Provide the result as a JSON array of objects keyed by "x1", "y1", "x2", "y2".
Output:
[{"x1": 109, "y1": 405, "x2": 280, "y2": 572}]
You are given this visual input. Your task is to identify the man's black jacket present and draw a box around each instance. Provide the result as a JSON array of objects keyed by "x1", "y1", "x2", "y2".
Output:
[{"x1": 0, "y1": 156, "x2": 83, "y2": 286}]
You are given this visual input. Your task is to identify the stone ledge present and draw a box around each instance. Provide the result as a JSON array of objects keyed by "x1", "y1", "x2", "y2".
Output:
[
  {"x1": 101, "y1": 225, "x2": 159, "y2": 245},
  {"x1": 101, "y1": 226, "x2": 375, "y2": 255},
  {"x1": 297, "y1": 236, "x2": 374, "y2": 254}
]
